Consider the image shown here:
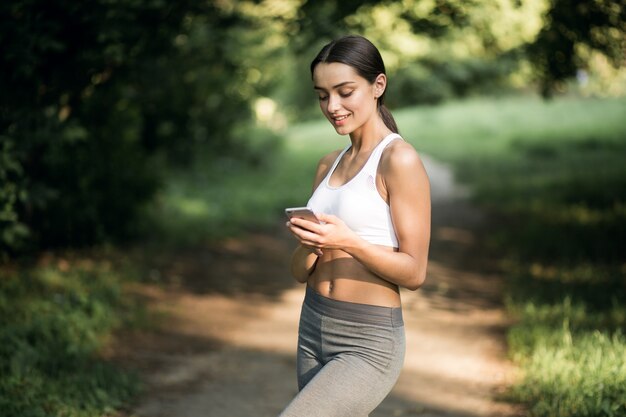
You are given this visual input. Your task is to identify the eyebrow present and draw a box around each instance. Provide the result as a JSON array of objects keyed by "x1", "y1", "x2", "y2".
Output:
[{"x1": 313, "y1": 81, "x2": 357, "y2": 91}]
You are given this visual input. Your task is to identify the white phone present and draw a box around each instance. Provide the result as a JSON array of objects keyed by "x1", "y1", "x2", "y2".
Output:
[{"x1": 285, "y1": 207, "x2": 320, "y2": 223}]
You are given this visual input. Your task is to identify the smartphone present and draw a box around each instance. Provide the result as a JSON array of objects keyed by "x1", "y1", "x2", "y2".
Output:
[{"x1": 285, "y1": 207, "x2": 320, "y2": 224}]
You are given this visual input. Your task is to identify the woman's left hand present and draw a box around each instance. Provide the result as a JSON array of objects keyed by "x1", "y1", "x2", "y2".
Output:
[{"x1": 288, "y1": 213, "x2": 358, "y2": 252}]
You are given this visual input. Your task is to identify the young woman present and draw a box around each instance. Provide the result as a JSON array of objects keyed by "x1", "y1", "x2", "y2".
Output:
[{"x1": 280, "y1": 35, "x2": 431, "y2": 417}]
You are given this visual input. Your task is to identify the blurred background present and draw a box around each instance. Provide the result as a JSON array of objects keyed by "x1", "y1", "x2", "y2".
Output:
[{"x1": 1, "y1": 1, "x2": 625, "y2": 416}]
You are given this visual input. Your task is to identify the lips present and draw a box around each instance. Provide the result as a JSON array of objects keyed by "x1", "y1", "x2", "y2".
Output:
[{"x1": 331, "y1": 114, "x2": 350, "y2": 125}]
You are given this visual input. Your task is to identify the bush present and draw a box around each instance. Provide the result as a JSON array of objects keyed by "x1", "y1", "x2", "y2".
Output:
[
  {"x1": 0, "y1": 260, "x2": 140, "y2": 417},
  {"x1": 388, "y1": 56, "x2": 517, "y2": 107},
  {"x1": 0, "y1": 1, "x2": 271, "y2": 257},
  {"x1": 0, "y1": 139, "x2": 29, "y2": 258}
]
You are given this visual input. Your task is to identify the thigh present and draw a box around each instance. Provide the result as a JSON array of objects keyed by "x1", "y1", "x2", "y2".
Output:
[
  {"x1": 296, "y1": 302, "x2": 324, "y2": 389},
  {"x1": 280, "y1": 349, "x2": 402, "y2": 417},
  {"x1": 297, "y1": 336, "x2": 323, "y2": 390}
]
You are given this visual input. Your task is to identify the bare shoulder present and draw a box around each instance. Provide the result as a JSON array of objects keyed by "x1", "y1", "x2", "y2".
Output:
[
  {"x1": 312, "y1": 149, "x2": 343, "y2": 191},
  {"x1": 381, "y1": 139, "x2": 427, "y2": 177},
  {"x1": 381, "y1": 138, "x2": 430, "y2": 206}
]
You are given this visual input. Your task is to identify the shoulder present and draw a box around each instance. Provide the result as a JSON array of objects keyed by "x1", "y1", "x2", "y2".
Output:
[
  {"x1": 312, "y1": 149, "x2": 343, "y2": 190},
  {"x1": 381, "y1": 139, "x2": 424, "y2": 173},
  {"x1": 380, "y1": 139, "x2": 430, "y2": 189}
]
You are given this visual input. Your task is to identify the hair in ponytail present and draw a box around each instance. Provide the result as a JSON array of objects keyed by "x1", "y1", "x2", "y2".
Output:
[
  {"x1": 310, "y1": 35, "x2": 399, "y2": 134},
  {"x1": 377, "y1": 104, "x2": 398, "y2": 134}
]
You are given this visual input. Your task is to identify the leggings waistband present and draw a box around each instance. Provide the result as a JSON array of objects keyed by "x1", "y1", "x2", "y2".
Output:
[{"x1": 304, "y1": 285, "x2": 404, "y2": 328}]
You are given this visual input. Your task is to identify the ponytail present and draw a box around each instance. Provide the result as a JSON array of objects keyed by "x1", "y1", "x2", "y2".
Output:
[{"x1": 378, "y1": 101, "x2": 399, "y2": 134}]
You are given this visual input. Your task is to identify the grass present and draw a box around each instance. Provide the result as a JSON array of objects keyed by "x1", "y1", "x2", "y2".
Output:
[{"x1": 0, "y1": 255, "x2": 143, "y2": 417}]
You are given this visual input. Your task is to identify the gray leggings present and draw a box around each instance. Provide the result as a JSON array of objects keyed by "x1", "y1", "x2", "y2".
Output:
[{"x1": 279, "y1": 286, "x2": 405, "y2": 417}]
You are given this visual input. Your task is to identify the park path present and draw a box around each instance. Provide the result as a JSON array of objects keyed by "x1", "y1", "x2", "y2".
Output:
[{"x1": 113, "y1": 156, "x2": 522, "y2": 417}]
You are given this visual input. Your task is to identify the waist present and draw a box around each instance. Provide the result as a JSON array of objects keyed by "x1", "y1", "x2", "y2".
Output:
[
  {"x1": 309, "y1": 249, "x2": 401, "y2": 305},
  {"x1": 304, "y1": 285, "x2": 404, "y2": 327}
]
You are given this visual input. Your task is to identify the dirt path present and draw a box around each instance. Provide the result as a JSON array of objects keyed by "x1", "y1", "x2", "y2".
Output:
[{"x1": 114, "y1": 156, "x2": 521, "y2": 417}]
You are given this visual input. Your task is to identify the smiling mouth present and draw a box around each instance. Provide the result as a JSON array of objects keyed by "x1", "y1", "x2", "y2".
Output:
[{"x1": 332, "y1": 114, "x2": 350, "y2": 122}]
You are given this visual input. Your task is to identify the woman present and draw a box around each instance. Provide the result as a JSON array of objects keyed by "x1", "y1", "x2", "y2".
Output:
[{"x1": 280, "y1": 35, "x2": 431, "y2": 417}]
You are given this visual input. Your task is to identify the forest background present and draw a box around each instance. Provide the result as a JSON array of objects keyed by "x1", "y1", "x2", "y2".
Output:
[
  {"x1": 0, "y1": 1, "x2": 625, "y2": 416},
  {"x1": 2, "y1": 0, "x2": 624, "y2": 254}
]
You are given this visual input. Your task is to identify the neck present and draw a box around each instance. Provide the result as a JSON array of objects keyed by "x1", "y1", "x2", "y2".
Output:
[{"x1": 348, "y1": 118, "x2": 392, "y2": 153}]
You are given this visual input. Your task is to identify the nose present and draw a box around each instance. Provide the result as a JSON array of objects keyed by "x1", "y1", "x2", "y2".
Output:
[{"x1": 326, "y1": 94, "x2": 341, "y2": 114}]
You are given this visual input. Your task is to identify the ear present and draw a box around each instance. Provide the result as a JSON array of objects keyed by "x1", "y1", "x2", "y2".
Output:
[{"x1": 373, "y1": 73, "x2": 387, "y2": 99}]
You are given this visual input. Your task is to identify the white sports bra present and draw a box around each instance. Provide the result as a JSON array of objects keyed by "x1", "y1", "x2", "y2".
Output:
[{"x1": 307, "y1": 133, "x2": 402, "y2": 248}]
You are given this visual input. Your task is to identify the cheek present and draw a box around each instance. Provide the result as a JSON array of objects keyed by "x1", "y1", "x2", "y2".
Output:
[
  {"x1": 346, "y1": 92, "x2": 375, "y2": 114},
  {"x1": 319, "y1": 101, "x2": 331, "y2": 116}
]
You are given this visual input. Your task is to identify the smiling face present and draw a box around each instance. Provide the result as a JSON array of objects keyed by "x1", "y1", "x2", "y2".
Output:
[{"x1": 313, "y1": 62, "x2": 385, "y2": 136}]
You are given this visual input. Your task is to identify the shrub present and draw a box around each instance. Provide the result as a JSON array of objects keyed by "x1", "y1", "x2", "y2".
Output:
[{"x1": 0, "y1": 261, "x2": 140, "y2": 417}]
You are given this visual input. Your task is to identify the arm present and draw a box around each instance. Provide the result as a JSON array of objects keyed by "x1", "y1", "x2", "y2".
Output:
[
  {"x1": 289, "y1": 142, "x2": 431, "y2": 290},
  {"x1": 290, "y1": 244, "x2": 320, "y2": 283},
  {"x1": 287, "y1": 150, "x2": 343, "y2": 282}
]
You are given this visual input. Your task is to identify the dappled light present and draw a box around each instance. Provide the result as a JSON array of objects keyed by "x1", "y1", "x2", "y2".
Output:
[{"x1": 1, "y1": 1, "x2": 625, "y2": 416}]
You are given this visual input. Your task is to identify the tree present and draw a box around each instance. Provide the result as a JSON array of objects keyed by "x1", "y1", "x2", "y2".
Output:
[
  {"x1": 0, "y1": 0, "x2": 217, "y2": 253},
  {"x1": 528, "y1": 0, "x2": 625, "y2": 97}
]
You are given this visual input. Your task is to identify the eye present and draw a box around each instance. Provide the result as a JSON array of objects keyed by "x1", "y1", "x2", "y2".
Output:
[
  {"x1": 318, "y1": 95, "x2": 328, "y2": 101},
  {"x1": 339, "y1": 90, "x2": 354, "y2": 98}
]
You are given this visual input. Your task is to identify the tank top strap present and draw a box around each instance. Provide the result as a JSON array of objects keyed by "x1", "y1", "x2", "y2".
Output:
[
  {"x1": 323, "y1": 144, "x2": 351, "y2": 181},
  {"x1": 363, "y1": 133, "x2": 403, "y2": 173}
]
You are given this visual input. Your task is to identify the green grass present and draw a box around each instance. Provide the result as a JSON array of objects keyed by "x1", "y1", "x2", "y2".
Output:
[{"x1": 0, "y1": 257, "x2": 142, "y2": 417}]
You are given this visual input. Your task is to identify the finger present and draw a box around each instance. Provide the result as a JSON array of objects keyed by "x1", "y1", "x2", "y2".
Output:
[
  {"x1": 286, "y1": 224, "x2": 311, "y2": 242},
  {"x1": 287, "y1": 225, "x2": 321, "y2": 245},
  {"x1": 290, "y1": 217, "x2": 323, "y2": 233},
  {"x1": 287, "y1": 221, "x2": 313, "y2": 235}
]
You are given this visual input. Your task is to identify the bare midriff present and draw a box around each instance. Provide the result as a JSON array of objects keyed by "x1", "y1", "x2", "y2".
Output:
[{"x1": 307, "y1": 245, "x2": 401, "y2": 308}]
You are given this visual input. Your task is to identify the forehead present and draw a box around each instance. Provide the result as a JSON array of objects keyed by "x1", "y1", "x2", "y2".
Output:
[{"x1": 312, "y1": 62, "x2": 365, "y2": 89}]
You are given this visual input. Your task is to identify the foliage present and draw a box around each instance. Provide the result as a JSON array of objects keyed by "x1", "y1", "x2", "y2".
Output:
[
  {"x1": 0, "y1": 0, "x2": 197, "y2": 254},
  {"x1": 529, "y1": 0, "x2": 626, "y2": 97},
  {"x1": 0, "y1": 259, "x2": 141, "y2": 417},
  {"x1": 1, "y1": 0, "x2": 624, "y2": 259},
  {"x1": 388, "y1": 55, "x2": 519, "y2": 106},
  {"x1": 287, "y1": 0, "x2": 624, "y2": 110},
  {"x1": 0, "y1": 1, "x2": 280, "y2": 255},
  {"x1": 0, "y1": 140, "x2": 28, "y2": 258}
]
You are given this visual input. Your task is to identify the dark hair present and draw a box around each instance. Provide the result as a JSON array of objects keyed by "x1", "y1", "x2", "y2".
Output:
[{"x1": 310, "y1": 35, "x2": 399, "y2": 134}]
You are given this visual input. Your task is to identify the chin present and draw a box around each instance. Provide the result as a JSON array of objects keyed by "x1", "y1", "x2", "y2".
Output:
[{"x1": 332, "y1": 125, "x2": 353, "y2": 136}]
